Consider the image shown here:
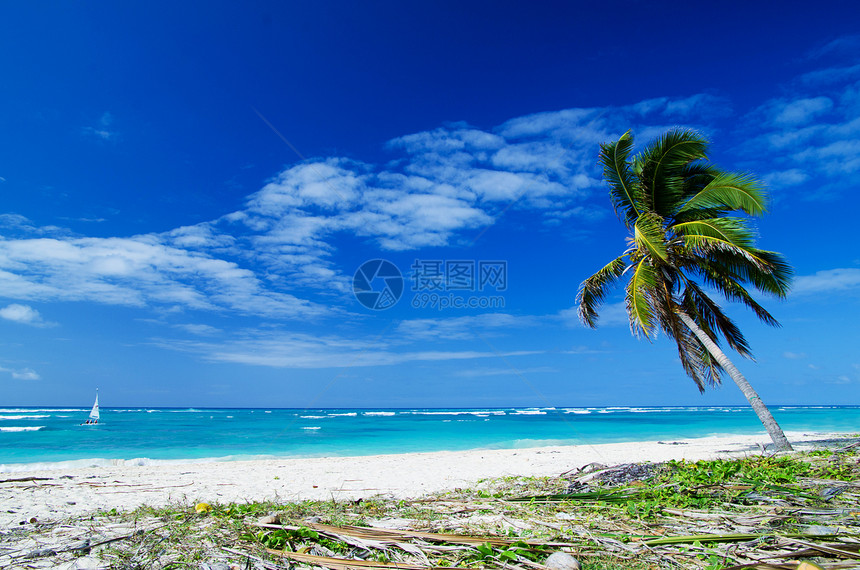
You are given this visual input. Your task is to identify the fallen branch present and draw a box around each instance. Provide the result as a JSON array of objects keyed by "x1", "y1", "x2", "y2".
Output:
[
  {"x1": 777, "y1": 538, "x2": 860, "y2": 559},
  {"x1": 266, "y1": 548, "x2": 451, "y2": 570},
  {"x1": 0, "y1": 476, "x2": 52, "y2": 484}
]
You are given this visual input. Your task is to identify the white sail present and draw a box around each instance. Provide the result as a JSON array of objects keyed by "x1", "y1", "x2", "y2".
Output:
[{"x1": 89, "y1": 391, "x2": 100, "y2": 421}]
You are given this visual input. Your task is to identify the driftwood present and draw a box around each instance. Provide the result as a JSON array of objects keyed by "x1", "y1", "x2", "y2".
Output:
[{"x1": 0, "y1": 476, "x2": 52, "y2": 484}]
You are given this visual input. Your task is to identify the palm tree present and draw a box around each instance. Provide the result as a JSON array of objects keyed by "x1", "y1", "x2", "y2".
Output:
[{"x1": 577, "y1": 129, "x2": 794, "y2": 451}]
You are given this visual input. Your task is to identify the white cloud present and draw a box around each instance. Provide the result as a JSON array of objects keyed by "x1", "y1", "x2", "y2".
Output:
[
  {"x1": 793, "y1": 139, "x2": 860, "y2": 175},
  {"x1": 0, "y1": 235, "x2": 328, "y2": 318},
  {"x1": 807, "y1": 35, "x2": 860, "y2": 60},
  {"x1": 745, "y1": 69, "x2": 860, "y2": 197},
  {"x1": 396, "y1": 313, "x2": 539, "y2": 341},
  {"x1": 496, "y1": 107, "x2": 606, "y2": 140},
  {"x1": 558, "y1": 301, "x2": 629, "y2": 328},
  {"x1": 792, "y1": 268, "x2": 860, "y2": 294},
  {"x1": 0, "y1": 93, "x2": 734, "y2": 323},
  {"x1": 173, "y1": 323, "x2": 222, "y2": 336},
  {"x1": 246, "y1": 160, "x2": 363, "y2": 214},
  {"x1": 763, "y1": 125, "x2": 824, "y2": 150},
  {"x1": 799, "y1": 64, "x2": 860, "y2": 86},
  {"x1": 0, "y1": 214, "x2": 67, "y2": 237},
  {"x1": 83, "y1": 111, "x2": 116, "y2": 141},
  {"x1": 783, "y1": 351, "x2": 807, "y2": 359},
  {"x1": 388, "y1": 125, "x2": 505, "y2": 154},
  {"x1": 454, "y1": 366, "x2": 556, "y2": 378},
  {"x1": 662, "y1": 94, "x2": 733, "y2": 119},
  {"x1": 763, "y1": 169, "x2": 809, "y2": 188},
  {"x1": 562, "y1": 345, "x2": 607, "y2": 354},
  {"x1": 0, "y1": 366, "x2": 40, "y2": 380},
  {"x1": 771, "y1": 97, "x2": 833, "y2": 127},
  {"x1": 0, "y1": 304, "x2": 52, "y2": 327},
  {"x1": 204, "y1": 106, "x2": 644, "y2": 288},
  {"x1": 157, "y1": 330, "x2": 541, "y2": 368}
]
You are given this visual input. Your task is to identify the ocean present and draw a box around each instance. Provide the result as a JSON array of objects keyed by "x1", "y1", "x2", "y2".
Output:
[{"x1": 1, "y1": 406, "x2": 857, "y2": 472}]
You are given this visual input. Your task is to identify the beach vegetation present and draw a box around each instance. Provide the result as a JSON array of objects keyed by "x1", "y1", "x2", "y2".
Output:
[
  {"x1": 9, "y1": 441, "x2": 858, "y2": 569},
  {"x1": 578, "y1": 129, "x2": 795, "y2": 451}
]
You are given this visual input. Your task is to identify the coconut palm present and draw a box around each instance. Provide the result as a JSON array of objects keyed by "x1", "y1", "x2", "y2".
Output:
[{"x1": 578, "y1": 129, "x2": 794, "y2": 451}]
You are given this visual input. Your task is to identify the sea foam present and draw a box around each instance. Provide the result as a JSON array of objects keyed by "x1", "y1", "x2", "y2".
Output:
[{"x1": 0, "y1": 415, "x2": 50, "y2": 420}]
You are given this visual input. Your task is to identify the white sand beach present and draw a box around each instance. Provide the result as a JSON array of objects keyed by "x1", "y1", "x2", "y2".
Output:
[{"x1": 0, "y1": 431, "x2": 851, "y2": 529}]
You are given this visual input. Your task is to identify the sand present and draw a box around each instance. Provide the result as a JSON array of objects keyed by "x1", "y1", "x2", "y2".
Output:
[{"x1": 0, "y1": 431, "x2": 850, "y2": 529}]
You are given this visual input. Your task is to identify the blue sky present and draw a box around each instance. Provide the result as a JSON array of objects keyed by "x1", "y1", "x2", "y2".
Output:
[{"x1": 2, "y1": 1, "x2": 859, "y2": 408}]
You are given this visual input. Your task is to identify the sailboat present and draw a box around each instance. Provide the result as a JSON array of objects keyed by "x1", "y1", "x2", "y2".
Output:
[{"x1": 81, "y1": 389, "x2": 100, "y2": 425}]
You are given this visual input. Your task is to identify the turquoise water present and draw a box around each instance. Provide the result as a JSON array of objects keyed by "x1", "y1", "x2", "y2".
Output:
[{"x1": 2, "y1": 406, "x2": 858, "y2": 472}]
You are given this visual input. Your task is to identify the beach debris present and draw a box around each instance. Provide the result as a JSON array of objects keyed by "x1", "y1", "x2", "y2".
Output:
[
  {"x1": 819, "y1": 485, "x2": 848, "y2": 500},
  {"x1": 544, "y1": 551, "x2": 581, "y2": 570},
  {"x1": 836, "y1": 440, "x2": 860, "y2": 452},
  {"x1": 563, "y1": 461, "x2": 664, "y2": 489},
  {"x1": 22, "y1": 546, "x2": 57, "y2": 558},
  {"x1": 0, "y1": 476, "x2": 52, "y2": 484},
  {"x1": 5, "y1": 440, "x2": 859, "y2": 570},
  {"x1": 267, "y1": 549, "x2": 431, "y2": 570},
  {"x1": 559, "y1": 461, "x2": 606, "y2": 478}
]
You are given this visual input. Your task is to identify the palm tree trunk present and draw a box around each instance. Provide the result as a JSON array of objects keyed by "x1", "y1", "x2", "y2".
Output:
[{"x1": 677, "y1": 312, "x2": 793, "y2": 452}]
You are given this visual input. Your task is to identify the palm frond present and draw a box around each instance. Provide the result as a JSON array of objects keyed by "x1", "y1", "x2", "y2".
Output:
[
  {"x1": 599, "y1": 131, "x2": 641, "y2": 228},
  {"x1": 673, "y1": 217, "x2": 756, "y2": 249},
  {"x1": 681, "y1": 233, "x2": 777, "y2": 275},
  {"x1": 577, "y1": 255, "x2": 628, "y2": 328},
  {"x1": 671, "y1": 322, "x2": 722, "y2": 392},
  {"x1": 650, "y1": 295, "x2": 724, "y2": 391},
  {"x1": 690, "y1": 332, "x2": 723, "y2": 390},
  {"x1": 680, "y1": 162, "x2": 719, "y2": 186},
  {"x1": 676, "y1": 172, "x2": 768, "y2": 216},
  {"x1": 638, "y1": 129, "x2": 708, "y2": 215},
  {"x1": 746, "y1": 248, "x2": 793, "y2": 297},
  {"x1": 625, "y1": 260, "x2": 658, "y2": 338},
  {"x1": 682, "y1": 283, "x2": 753, "y2": 359},
  {"x1": 696, "y1": 265, "x2": 782, "y2": 327},
  {"x1": 688, "y1": 245, "x2": 792, "y2": 298},
  {"x1": 634, "y1": 213, "x2": 668, "y2": 262}
]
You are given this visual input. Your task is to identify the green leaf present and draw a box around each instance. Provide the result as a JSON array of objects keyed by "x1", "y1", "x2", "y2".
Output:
[
  {"x1": 475, "y1": 543, "x2": 495, "y2": 559},
  {"x1": 577, "y1": 255, "x2": 627, "y2": 328},
  {"x1": 677, "y1": 172, "x2": 767, "y2": 216},
  {"x1": 634, "y1": 213, "x2": 668, "y2": 262},
  {"x1": 673, "y1": 217, "x2": 755, "y2": 249},
  {"x1": 638, "y1": 129, "x2": 709, "y2": 215},
  {"x1": 682, "y1": 283, "x2": 752, "y2": 359},
  {"x1": 599, "y1": 131, "x2": 641, "y2": 228},
  {"x1": 626, "y1": 260, "x2": 658, "y2": 338}
]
